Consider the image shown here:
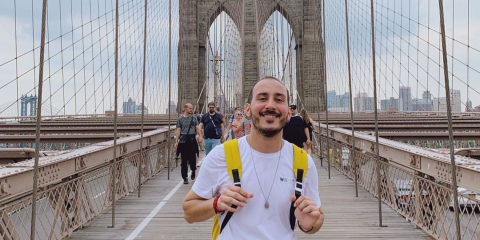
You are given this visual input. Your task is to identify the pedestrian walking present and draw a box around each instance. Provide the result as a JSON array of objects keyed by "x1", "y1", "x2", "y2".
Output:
[
  {"x1": 283, "y1": 104, "x2": 310, "y2": 149},
  {"x1": 175, "y1": 103, "x2": 202, "y2": 184},
  {"x1": 199, "y1": 102, "x2": 225, "y2": 155},
  {"x1": 300, "y1": 108, "x2": 315, "y2": 154}
]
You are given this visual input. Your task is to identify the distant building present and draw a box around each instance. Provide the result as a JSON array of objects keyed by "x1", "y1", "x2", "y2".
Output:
[
  {"x1": 474, "y1": 105, "x2": 480, "y2": 112},
  {"x1": 381, "y1": 97, "x2": 399, "y2": 111},
  {"x1": 123, "y1": 98, "x2": 149, "y2": 114},
  {"x1": 433, "y1": 89, "x2": 461, "y2": 112},
  {"x1": 412, "y1": 98, "x2": 434, "y2": 111},
  {"x1": 331, "y1": 92, "x2": 351, "y2": 112},
  {"x1": 135, "y1": 103, "x2": 148, "y2": 114},
  {"x1": 166, "y1": 101, "x2": 177, "y2": 114},
  {"x1": 327, "y1": 90, "x2": 336, "y2": 108},
  {"x1": 123, "y1": 98, "x2": 136, "y2": 114},
  {"x1": 466, "y1": 99, "x2": 473, "y2": 112},
  {"x1": 399, "y1": 86, "x2": 412, "y2": 111},
  {"x1": 451, "y1": 89, "x2": 461, "y2": 112},
  {"x1": 354, "y1": 93, "x2": 374, "y2": 112},
  {"x1": 433, "y1": 97, "x2": 447, "y2": 112}
]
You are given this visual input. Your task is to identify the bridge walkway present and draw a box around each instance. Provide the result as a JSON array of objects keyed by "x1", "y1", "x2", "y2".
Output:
[{"x1": 67, "y1": 153, "x2": 433, "y2": 240}]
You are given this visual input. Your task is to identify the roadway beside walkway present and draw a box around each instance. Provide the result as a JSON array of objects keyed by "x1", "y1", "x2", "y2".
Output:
[{"x1": 67, "y1": 153, "x2": 433, "y2": 240}]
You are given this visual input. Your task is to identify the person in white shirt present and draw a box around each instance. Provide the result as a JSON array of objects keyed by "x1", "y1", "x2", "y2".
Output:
[{"x1": 183, "y1": 76, "x2": 324, "y2": 239}]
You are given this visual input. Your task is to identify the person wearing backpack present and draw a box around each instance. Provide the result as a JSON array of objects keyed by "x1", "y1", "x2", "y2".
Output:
[
  {"x1": 199, "y1": 102, "x2": 225, "y2": 156},
  {"x1": 183, "y1": 77, "x2": 324, "y2": 240}
]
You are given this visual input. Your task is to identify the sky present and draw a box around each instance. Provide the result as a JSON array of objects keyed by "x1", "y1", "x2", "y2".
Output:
[
  {"x1": 325, "y1": 0, "x2": 480, "y2": 110},
  {"x1": 1, "y1": 0, "x2": 479, "y2": 117}
]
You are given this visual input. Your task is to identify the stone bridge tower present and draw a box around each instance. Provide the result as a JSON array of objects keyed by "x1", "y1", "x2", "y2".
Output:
[{"x1": 178, "y1": 0, "x2": 326, "y2": 113}]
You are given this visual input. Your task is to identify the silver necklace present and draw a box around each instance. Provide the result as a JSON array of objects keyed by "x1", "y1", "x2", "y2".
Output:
[{"x1": 248, "y1": 136, "x2": 283, "y2": 209}]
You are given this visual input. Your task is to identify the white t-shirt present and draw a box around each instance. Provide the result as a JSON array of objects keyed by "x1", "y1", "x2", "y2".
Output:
[{"x1": 192, "y1": 137, "x2": 321, "y2": 240}]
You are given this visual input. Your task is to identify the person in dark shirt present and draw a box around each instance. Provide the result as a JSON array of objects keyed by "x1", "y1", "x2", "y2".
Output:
[
  {"x1": 283, "y1": 105, "x2": 309, "y2": 148},
  {"x1": 199, "y1": 102, "x2": 225, "y2": 155},
  {"x1": 175, "y1": 103, "x2": 202, "y2": 184}
]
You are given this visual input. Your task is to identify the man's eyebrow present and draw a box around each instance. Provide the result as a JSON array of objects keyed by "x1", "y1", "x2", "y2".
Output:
[{"x1": 255, "y1": 92, "x2": 286, "y2": 98}]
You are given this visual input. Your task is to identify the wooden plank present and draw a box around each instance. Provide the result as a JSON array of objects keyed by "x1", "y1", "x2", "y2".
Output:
[{"x1": 67, "y1": 153, "x2": 434, "y2": 240}]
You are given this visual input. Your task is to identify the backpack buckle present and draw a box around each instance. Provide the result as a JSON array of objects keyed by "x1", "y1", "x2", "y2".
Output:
[{"x1": 295, "y1": 181, "x2": 303, "y2": 195}]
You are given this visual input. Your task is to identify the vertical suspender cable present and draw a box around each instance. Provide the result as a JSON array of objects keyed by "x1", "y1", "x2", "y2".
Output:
[
  {"x1": 344, "y1": 0, "x2": 358, "y2": 197},
  {"x1": 313, "y1": 0, "x2": 322, "y2": 168},
  {"x1": 168, "y1": 0, "x2": 172, "y2": 180},
  {"x1": 241, "y1": 0, "x2": 245, "y2": 102},
  {"x1": 111, "y1": 0, "x2": 120, "y2": 228},
  {"x1": 438, "y1": 0, "x2": 461, "y2": 239},
  {"x1": 30, "y1": 0, "x2": 48, "y2": 239},
  {"x1": 369, "y1": 0, "x2": 383, "y2": 227},
  {"x1": 322, "y1": 0, "x2": 331, "y2": 179},
  {"x1": 138, "y1": 0, "x2": 149, "y2": 198}
]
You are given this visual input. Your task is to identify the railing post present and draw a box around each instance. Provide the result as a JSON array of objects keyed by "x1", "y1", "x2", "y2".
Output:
[
  {"x1": 110, "y1": 0, "x2": 120, "y2": 228},
  {"x1": 138, "y1": 0, "x2": 149, "y2": 198},
  {"x1": 30, "y1": 0, "x2": 48, "y2": 239},
  {"x1": 438, "y1": 0, "x2": 462, "y2": 239},
  {"x1": 344, "y1": 0, "x2": 358, "y2": 197},
  {"x1": 369, "y1": 0, "x2": 383, "y2": 227}
]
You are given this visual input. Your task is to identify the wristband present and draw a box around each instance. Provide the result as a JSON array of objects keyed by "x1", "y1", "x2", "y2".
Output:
[
  {"x1": 298, "y1": 222, "x2": 314, "y2": 233},
  {"x1": 213, "y1": 194, "x2": 225, "y2": 214}
]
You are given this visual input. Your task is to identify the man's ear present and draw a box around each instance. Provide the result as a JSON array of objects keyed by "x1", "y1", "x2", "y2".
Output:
[{"x1": 244, "y1": 103, "x2": 251, "y2": 118}]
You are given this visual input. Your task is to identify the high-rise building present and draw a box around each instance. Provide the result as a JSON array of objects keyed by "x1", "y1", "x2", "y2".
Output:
[
  {"x1": 381, "y1": 97, "x2": 399, "y2": 111},
  {"x1": 451, "y1": 89, "x2": 461, "y2": 112},
  {"x1": 327, "y1": 90, "x2": 336, "y2": 108},
  {"x1": 433, "y1": 97, "x2": 447, "y2": 112},
  {"x1": 399, "y1": 86, "x2": 412, "y2": 111},
  {"x1": 434, "y1": 90, "x2": 461, "y2": 112},
  {"x1": 122, "y1": 98, "x2": 136, "y2": 114},
  {"x1": 412, "y1": 99, "x2": 434, "y2": 111},
  {"x1": 354, "y1": 92, "x2": 374, "y2": 112},
  {"x1": 466, "y1": 99, "x2": 473, "y2": 112},
  {"x1": 422, "y1": 91, "x2": 432, "y2": 101},
  {"x1": 330, "y1": 92, "x2": 351, "y2": 112}
]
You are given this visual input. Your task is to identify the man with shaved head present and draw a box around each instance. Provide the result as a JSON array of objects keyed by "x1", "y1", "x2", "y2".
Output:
[
  {"x1": 175, "y1": 103, "x2": 201, "y2": 184},
  {"x1": 183, "y1": 76, "x2": 324, "y2": 239}
]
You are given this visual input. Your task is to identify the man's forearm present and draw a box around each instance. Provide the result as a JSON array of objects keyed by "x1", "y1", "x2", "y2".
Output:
[
  {"x1": 175, "y1": 128, "x2": 181, "y2": 142},
  {"x1": 183, "y1": 198, "x2": 216, "y2": 223}
]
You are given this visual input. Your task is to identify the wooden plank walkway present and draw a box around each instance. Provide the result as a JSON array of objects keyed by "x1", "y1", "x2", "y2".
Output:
[{"x1": 67, "y1": 153, "x2": 434, "y2": 240}]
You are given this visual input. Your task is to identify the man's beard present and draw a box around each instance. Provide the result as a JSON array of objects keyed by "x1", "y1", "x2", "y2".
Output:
[
  {"x1": 209, "y1": 109, "x2": 215, "y2": 113},
  {"x1": 251, "y1": 109, "x2": 286, "y2": 138}
]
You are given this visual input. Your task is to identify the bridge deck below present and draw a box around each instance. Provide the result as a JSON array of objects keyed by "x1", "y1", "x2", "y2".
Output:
[{"x1": 67, "y1": 153, "x2": 433, "y2": 240}]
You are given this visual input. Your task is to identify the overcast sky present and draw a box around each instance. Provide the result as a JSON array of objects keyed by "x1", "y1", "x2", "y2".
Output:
[{"x1": 1, "y1": 0, "x2": 479, "y2": 117}]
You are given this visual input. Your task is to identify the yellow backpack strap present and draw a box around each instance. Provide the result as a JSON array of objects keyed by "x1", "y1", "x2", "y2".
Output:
[
  {"x1": 224, "y1": 139, "x2": 242, "y2": 183},
  {"x1": 292, "y1": 144, "x2": 308, "y2": 181},
  {"x1": 289, "y1": 144, "x2": 309, "y2": 230},
  {"x1": 212, "y1": 139, "x2": 242, "y2": 240}
]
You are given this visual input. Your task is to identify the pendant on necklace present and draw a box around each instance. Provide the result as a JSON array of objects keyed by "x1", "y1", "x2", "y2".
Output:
[{"x1": 265, "y1": 201, "x2": 269, "y2": 209}]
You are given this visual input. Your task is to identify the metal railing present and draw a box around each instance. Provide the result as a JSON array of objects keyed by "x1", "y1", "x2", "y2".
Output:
[
  {"x1": 0, "y1": 128, "x2": 176, "y2": 240},
  {"x1": 313, "y1": 125, "x2": 480, "y2": 240}
]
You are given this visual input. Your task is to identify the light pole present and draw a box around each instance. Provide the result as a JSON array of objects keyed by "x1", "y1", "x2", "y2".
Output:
[{"x1": 211, "y1": 52, "x2": 223, "y2": 110}]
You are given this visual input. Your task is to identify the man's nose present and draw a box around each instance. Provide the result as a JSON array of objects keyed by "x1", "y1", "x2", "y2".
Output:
[{"x1": 265, "y1": 98, "x2": 277, "y2": 110}]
